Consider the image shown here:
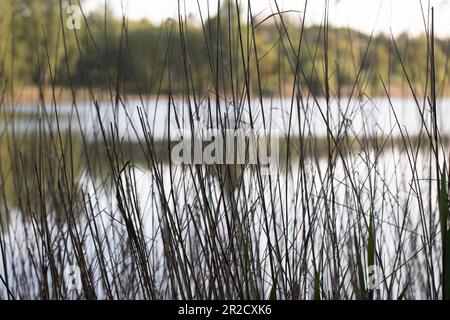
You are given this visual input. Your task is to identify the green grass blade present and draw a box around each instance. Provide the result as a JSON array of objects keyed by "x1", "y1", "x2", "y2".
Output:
[
  {"x1": 354, "y1": 229, "x2": 366, "y2": 299},
  {"x1": 243, "y1": 238, "x2": 250, "y2": 299},
  {"x1": 313, "y1": 268, "x2": 321, "y2": 300},
  {"x1": 444, "y1": 229, "x2": 450, "y2": 300},
  {"x1": 367, "y1": 211, "x2": 375, "y2": 299},
  {"x1": 439, "y1": 166, "x2": 450, "y2": 299},
  {"x1": 269, "y1": 275, "x2": 277, "y2": 300},
  {"x1": 439, "y1": 170, "x2": 448, "y2": 244}
]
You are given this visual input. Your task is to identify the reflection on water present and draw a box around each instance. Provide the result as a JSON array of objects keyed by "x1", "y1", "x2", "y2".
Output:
[
  {"x1": 0, "y1": 96, "x2": 447, "y2": 299},
  {"x1": 2, "y1": 96, "x2": 450, "y2": 140}
]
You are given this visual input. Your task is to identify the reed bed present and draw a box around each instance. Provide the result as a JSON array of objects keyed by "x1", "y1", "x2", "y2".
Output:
[{"x1": 0, "y1": 0, "x2": 449, "y2": 300}]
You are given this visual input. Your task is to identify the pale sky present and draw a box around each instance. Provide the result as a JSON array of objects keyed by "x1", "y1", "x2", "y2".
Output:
[{"x1": 83, "y1": 0, "x2": 450, "y2": 37}]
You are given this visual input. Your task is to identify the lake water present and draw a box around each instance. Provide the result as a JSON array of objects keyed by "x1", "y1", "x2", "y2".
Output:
[
  {"x1": 0, "y1": 96, "x2": 448, "y2": 299},
  {"x1": 3, "y1": 96, "x2": 450, "y2": 140}
]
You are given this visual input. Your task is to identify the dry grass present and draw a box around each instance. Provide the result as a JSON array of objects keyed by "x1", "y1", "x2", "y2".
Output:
[{"x1": 0, "y1": 1, "x2": 449, "y2": 300}]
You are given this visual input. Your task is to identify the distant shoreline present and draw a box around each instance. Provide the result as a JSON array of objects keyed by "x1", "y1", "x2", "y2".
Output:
[{"x1": 4, "y1": 85, "x2": 450, "y2": 105}]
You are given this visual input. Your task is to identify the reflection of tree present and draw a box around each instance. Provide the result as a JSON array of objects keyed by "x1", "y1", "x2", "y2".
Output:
[{"x1": 0, "y1": 131, "x2": 85, "y2": 229}]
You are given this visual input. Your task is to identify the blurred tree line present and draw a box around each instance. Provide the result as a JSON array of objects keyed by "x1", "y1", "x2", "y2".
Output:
[{"x1": 1, "y1": 0, "x2": 449, "y2": 98}]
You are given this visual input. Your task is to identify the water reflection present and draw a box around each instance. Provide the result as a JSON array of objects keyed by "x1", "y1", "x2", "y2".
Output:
[{"x1": 0, "y1": 97, "x2": 447, "y2": 298}]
